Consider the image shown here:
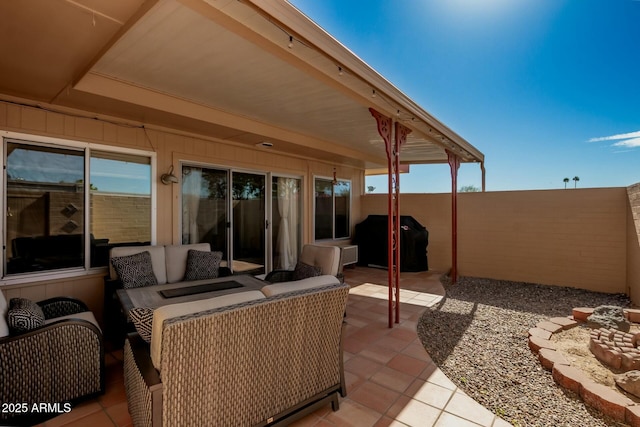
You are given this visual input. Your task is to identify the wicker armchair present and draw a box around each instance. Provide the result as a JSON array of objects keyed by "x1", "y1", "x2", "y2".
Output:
[
  {"x1": 265, "y1": 244, "x2": 342, "y2": 283},
  {"x1": 0, "y1": 295, "x2": 104, "y2": 425}
]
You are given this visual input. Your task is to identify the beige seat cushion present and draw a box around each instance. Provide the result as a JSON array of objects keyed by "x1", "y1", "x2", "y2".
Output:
[
  {"x1": 261, "y1": 275, "x2": 340, "y2": 297},
  {"x1": 164, "y1": 243, "x2": 211, "y2": 283},
  {"x1": 151, "y1": 290, "x2": 266, "y2": 370},
  {"x1": 299, "y1": 244, "x2": 341, "y2": 276},
  {"x1": 110, "y1": 245, "x2": 168, "y2": 284}
]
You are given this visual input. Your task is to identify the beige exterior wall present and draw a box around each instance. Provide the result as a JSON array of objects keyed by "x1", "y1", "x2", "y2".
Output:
[
  {"x1": 361, "y1": 188, "x2": 629, "y2": 294},
  {"x1": 627, "y1": 183, "x2": 640, "y2": 303},
  {"x1": 0, "y1": 101, "x2": 364, "y2": 323},
  {"x1": 458, "y1": 189, "x2": 627, "y2": 293},
  {"x1": 1, "y1": 272, "x2": 106, "y2": 322}
]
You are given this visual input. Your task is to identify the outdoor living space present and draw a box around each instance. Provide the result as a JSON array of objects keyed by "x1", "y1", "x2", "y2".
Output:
[
  {"x1": 1, "y1": 1, "x2": 640, "y2": 426},
  {"x1": 32, "y1": 266, "x2": 507, "y2": 427}
]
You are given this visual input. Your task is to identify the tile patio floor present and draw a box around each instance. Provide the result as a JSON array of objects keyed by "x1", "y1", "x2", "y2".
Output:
[{"x1": 37, "y1": 266, "x2": 511, "y2": 427}]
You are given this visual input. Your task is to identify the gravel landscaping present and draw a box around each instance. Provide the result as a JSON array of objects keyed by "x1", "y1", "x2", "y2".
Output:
[{"x1": 417, "y1": 276, "x2": 631, "y2": 427}]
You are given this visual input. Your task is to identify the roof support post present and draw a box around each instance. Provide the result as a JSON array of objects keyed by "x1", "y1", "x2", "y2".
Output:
[
  {"x1": 369, "y1": 108, "x2": 410, "y2": 328},
  {"x1": 481, "y1": 161, "x2": 486, "y2": 192},
  {"x1": 447, "y1": 150, "x2": 460, "y2": 284}
]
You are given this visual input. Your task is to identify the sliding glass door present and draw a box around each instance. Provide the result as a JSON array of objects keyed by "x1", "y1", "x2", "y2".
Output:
[
  {"x1": 271, "y1": 176, "x2": 302, "y2": 270},
  {"x1": 181, "y1": 166, "x2": 228, "y2": 259},
  {"x1": 182, "y1": 164, "x2": 302, "y2": 275},
  {"x1": 231, "y1": 171, "x2": 265, "y2": 274}
]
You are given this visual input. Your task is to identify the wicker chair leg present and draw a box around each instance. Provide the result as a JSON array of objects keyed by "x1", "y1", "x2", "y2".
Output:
[{"x1": 330, "y1": 393, "x2": 340, "y2": 411}]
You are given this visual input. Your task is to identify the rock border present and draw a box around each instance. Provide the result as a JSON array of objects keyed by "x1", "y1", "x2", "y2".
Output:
[
  {"x1": 589, "y1": 328, "x2": 640, "y2": 371},
  {"x1": 528, "y1": 307, "x2": 640, "y2": 426}
]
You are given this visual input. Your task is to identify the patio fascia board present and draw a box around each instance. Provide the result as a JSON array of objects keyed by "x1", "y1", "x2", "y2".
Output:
[{"x1": 73, "y1": 72, "x2": 387, "y2": 167}]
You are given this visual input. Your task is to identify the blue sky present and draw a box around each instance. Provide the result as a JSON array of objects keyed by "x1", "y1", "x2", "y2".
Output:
[
  {"x1": 289, "y1": 0, "x2": 640, "y2": 193},
  {"x1": 6, "y1": 147, "x2": 151, "y2": 195}
]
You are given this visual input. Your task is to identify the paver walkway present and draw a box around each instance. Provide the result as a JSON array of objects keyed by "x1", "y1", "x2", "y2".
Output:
[{"x1": 37, "y1": 266, "x2": 509, "y2": 427}]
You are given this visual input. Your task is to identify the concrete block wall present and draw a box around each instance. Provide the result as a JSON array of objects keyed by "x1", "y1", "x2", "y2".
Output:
[
  {"x1": 90, "y1": 193, "x2": 151, "y2": 244},
  {"x1": 48, "y1": 192, "x2": 84, "y2": 234},
  {"x1": 457, "y1": 189, "x2": 627, "y2": 293},
  {"x1": 6, "y1": 190, "x2": 84, "y2": 257},
  {"x1": 361, "y1": 187, "x2": 630, "y2": 295},
  {"x1": 627, "y1": 183, "x2": 640, "y2": 303}
]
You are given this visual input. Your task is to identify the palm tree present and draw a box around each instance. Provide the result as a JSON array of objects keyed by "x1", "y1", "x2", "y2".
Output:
[
  {"x1": 563, "y1": 177, "x2": 570, "y2": 189},
  {"x1": 573, "y1": 176, "x2": 580, "y2": 188}
]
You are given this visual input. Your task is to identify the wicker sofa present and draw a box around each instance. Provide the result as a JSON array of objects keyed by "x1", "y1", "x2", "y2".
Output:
[
  {"x1": 123, "y1": 276, "x2": 349, "y2": 427},
  {"x1": 0, "y1": 294, "x2": 104, "y2": 425},
  {"x1": 104, "y1": 243, "x2": 230, "y2": 344}
]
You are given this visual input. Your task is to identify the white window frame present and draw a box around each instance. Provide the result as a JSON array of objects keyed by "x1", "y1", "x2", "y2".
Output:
[
  {"x1": 179, "y1": 161, "x2": 305, "y2": 275},
  {"x1": 1, "y1": 130, "x2": 157, "y2": 285},
  {"x1": 313, "y1": 175, "x2": 351, "y2": 242}
]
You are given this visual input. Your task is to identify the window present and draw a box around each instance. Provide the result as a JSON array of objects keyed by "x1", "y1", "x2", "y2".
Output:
[
  {"x1": 3, "y1": 136, "x2": 153, "y2": 277},
  {"x1": 314, "y1": 177, "x2": 350, "y2": 240},
  {"x1": 5, "y1": 143, "x2": 85, "y2": 274},
  {"x1": 89, "y1": 151, "x2": 152, "y2": 267},
  {"x1": 181, "y1": 165, "x2": 228, "y2": 254},
  {"x1": 181, "y1": 165, "x2": 269, "y2": 275}
]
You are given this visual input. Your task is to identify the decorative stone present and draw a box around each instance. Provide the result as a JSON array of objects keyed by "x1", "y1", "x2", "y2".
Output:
[
  {"x1": 528, "y1": 327, "x2": 552, "y2": 340},
  {"x1": 625, "y1": 308, "x2": 640, "y2": 323},
  {"x1": 615, "y1": 371, "x2": 640, "y2": 398},
  {"x1": 549, "y1": 317, "x2": 578, "y2": 330},
  {"x1": 587, "y1": 305, "x2": 630, "y2": 332},
  {"x1": 580, "y1": 380, "x2": 635, "y2": 423},
  {"x1": 621, "y1": 353, "x2": 640, "y2": 371},
  {"x1": 626, "y1": 404, "x2": 640, "y2": 427},
  {"x1": 536, "y1": 320, "x2": 563, "y2": 334},
  {"x1": 528, "y1": 335, "x2": 556, "y2": 354},
  {"x1": 552, "y1": 364, "x2": 589, "y2": 394},
  {"x1": 538, "y1": 348, "x2": 569, "y2": 371},
  {"x1": 573, "y1": 307, "x2": 594, "y2": 322}
]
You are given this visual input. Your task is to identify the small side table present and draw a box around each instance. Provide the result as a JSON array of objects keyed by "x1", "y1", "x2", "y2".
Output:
[{"x1": 103, "y1": 278, "x2": 131, "y2": 349}]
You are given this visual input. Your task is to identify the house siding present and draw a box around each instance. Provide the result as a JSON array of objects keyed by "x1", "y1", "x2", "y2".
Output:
[{"x1": 0, "y1": 100, "x2": 364, "y2": 324}]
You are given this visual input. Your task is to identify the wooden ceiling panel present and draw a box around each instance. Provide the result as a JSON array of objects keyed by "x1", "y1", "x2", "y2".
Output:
[
  {"x1": 71, "y1": 0, "x2": 146, "y2": 24},
  {"x1": 1, "y1": 0, "x2": 482, "y2": 169},
  {"x1": 89, "y1": 2, "x2": 389, "y2": 159},
  {"x1": 0, "y1": 0, "x2": 140, "y2": 101}
]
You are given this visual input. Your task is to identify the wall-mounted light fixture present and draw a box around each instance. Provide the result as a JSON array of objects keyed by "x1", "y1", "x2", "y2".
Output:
[
  {"x1": 161, "y1": 165, "x2": 179, "y2": 185},
  {"x1": 332, "y1": 167, "x2": 338, "y2": 185}
]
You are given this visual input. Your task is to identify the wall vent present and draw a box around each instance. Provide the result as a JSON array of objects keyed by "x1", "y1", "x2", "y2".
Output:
[{"x1": 341, "y1": 245, "x2": 358, "y2": 266}]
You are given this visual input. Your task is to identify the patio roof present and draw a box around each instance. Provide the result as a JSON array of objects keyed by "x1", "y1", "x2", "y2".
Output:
[{"x1": 0, "y1": 0, "x2": 483, "y2": 170}]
